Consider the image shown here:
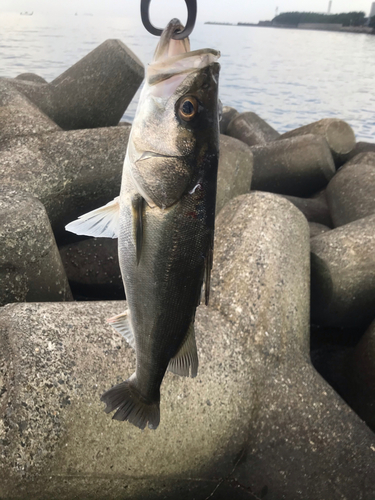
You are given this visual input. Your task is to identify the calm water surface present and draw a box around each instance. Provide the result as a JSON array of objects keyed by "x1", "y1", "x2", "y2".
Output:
[{"x1": 1, "y1": 12, "x2": 374, "y2": 141}]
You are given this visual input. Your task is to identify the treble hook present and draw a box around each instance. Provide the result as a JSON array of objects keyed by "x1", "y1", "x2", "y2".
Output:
[{"x1": 141, "y1": 0, "x2": 197, "y2": 39}]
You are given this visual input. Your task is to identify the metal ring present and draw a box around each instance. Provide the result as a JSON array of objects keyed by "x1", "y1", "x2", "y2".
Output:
[{"x1": 140, "y1": 0, "x2": 197, "y2": 39}]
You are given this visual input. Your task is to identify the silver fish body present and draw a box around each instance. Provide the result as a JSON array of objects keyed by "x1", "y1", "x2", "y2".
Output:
[{"x1": 66, "y1": 19, "x2": 220, "y2": 429}]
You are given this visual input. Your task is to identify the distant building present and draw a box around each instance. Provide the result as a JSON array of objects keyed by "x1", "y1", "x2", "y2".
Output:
[
  {"x1": 370, "y1": 2, "x2": 375, "y2": 18},
  {"x1": 328, "y1": 1, "x2": 332, "y2": 14}
]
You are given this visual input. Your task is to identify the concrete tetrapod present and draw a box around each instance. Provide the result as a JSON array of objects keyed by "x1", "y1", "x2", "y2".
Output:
[
  {"x1": 280, "y1": 193, "x2": 333, "y2": 227},
  {"x1": 216, "y1": 134, "x2": 253, "y2": 214},
  {"x1": 0, "y1": 79, "x2": 60, "y2": 145},
  {"x1": 279, "y1": 118, "x2": 356, "y2": 166},
  {"x1": 1, "y1": 192, "x2": 375, "y2": 499},
  {"x1": 0, "y1": 194, "x2": 72, "y2": 306},
  {"x1": 8, "y1": 40, "x2": 144, "y2": 130},
  {"x1": 250, "y1": 134, "x2": 336, "y2": 196},
  {"x1": 346, "y1": 141, "x2": 375, "y2": 161},
  {"x1": 311, "y1": 213, "x2": 375, "y2": 328},
  {"x1": 59, "y1": 238, "x2": 123, "y2": 300},
  {"x1": 326, "y1": 162, "x2": 375, "y2": 226},
  {"x1": 347, "y1": 317, "x2": 375, "y2": 431},
  {"x1": 227, "y1": 111, "x2": 280, "y2": 147},
  {"x1": 219, "y1": 106, "x2": 239, "y2": 134},
  {"x1": 0, "y1": 125, "x2": 130, "y2": 243}
]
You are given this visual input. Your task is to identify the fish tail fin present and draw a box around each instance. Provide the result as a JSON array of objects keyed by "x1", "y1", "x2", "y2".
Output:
[{"x1": 100, "y1": 375, "x2": 160, "y2": 430}]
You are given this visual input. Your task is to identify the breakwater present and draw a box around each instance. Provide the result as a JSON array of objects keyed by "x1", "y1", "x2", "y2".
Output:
[{"x1": 1, "y1": 39, "x2": 375, "y2": 500}]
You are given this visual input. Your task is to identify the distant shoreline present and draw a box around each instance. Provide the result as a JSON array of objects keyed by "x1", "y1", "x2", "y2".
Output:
[{"x1": 205, "y1": 21, "x2": 374, "y2": 35}]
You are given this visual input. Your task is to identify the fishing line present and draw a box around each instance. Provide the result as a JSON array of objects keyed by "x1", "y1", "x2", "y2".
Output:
[{"x1": 140, "y1": 0, "x2": 197, "y2": 39}]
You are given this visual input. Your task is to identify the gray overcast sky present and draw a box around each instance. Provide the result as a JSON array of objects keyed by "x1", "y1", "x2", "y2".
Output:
[{"x1": 1, "y1": 0, "x2": 374, "y2": 24}]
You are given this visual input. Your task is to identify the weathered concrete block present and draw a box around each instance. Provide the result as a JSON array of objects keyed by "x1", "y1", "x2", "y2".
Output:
[
  {"x1": 279, "y1": 118, "x2": 356, "y2": 166},
  {"x1": 344, "y1": 151, "x2": 375, "y2": 168},
  {"x1": 219, "y1": 106, "x2": 239, "y2": 134},
  {"x1": 311, "y1": 214, "x2": 375, "y2": 328},
  {"x1": 281, "y1": 193, "x2": 333, "y2": 227},
  {"x1": 326, "y1": 162, "x2": 375, "y2": 226},
  {"x1": 216, "y1": 134, "x2": 253, "y2": 214},
  {"x1": 346, "y1": 141, "x2": 375, "y2": 161},
  {"x1": 226, "y1": 111, "x2": 280, "y2": 146},
  {"x1": 0, "y1": 80, "x2": 60, "y2": 145},
  {"x1": 0, "y1": 125, "x2": 130, "y2": 243},
  {"x1": 0, "y1": 193, "x2": 72, "y2": 306},
  {"x1": 59, "y1": 238, "x2": 123, "y2": 300},
  {"x1": 346, "y1": 318, "x2": 375, "y2": 431},
  {"x1": 15, "y1": 73, "x2": 47, "y2": 84},
  {"x1": 9, "y1": 40, "x2": 144, "y2": 130},
  {"x1": 250, "y1": 134, "x2": 336, "y2": 196},
  {"x1": 309, "y1": 222, "x2": 331, "y2": 238},
  {"x1": 1, "y1": 192, "x2": 375, "y2": 499}
]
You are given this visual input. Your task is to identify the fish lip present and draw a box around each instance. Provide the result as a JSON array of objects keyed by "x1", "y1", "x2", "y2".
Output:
[{"x1": 136, "y1": 151, "x2": 184, "y2": 162}]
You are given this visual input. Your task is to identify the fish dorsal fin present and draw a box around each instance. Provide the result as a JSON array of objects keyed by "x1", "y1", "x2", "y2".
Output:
[
  {"x1": 65, "y1": 197, "x2": 120, "y2": 238},
  {"x1": 168, "y1": 321, "x2": 198, "y2": 378},
  {"x1": 132, "y1": 194, "x2": 144, "y2": 266},
  {"x1": 107, "y1": 310, "x2": 135, "y2": 349}
]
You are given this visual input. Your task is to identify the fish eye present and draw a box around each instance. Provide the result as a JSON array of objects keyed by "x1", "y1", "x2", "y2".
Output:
[{"x1": 178, "y1": 96, "x2": 198, "y2": 121}]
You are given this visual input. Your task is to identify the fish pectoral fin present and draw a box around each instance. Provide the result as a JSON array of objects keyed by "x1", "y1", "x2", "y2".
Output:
[
  {"x1": 65, "y1": 197, "x2": 120, "y2": 238},
  {"x1": 168, "y1": 322, "x2": 198, "y2": 378},
  {"x1": 132, "y1": 194, "x2": 144, "y2": 266},
  {"x1": 107, "y1": 310, "x2": 135, "y2": 349}
]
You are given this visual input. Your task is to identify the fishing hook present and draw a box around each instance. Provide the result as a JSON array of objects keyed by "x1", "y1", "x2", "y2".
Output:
[{"x1": 140, "y1": 0, "x2": 197, "y2": 39}]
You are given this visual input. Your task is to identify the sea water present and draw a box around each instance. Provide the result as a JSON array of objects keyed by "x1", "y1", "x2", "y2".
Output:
[{"x1": 1, "y1": 12, "x2": 374, "y2": 141}]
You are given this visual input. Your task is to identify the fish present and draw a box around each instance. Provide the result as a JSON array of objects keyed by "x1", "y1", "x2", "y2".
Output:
[{"x1": 65, "y1": 18, "x2": 220, "y2": 430}]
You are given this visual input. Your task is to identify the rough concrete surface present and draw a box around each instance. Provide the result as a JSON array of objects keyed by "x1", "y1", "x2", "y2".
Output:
[
  {"x1": 227, "y1": 111, "x2": 280, "y2": 147},
  {"x1": 281, "y1": 193, "x2": 333, "y2": 227},
  {"x1": 1, "y1": 192, "x2": 375, "y2": 499},
  {"x1": 59, "y1": 238, "x2": 123, "y2": 300},
  {"x1": 344, "y1": 151, "x2": 375, "y2": 168},
  {"x1": 309, "y1": 221, "x2": 331, "y2": 238},
  {"x1": 326, "y1": 162, "x2": 375, "y2": 227},
  {"x1": 250, "y1": 134, "x2": 336, "y2": 196},
  {"x1": 0, "y1": 193, "x2": 72, "y2": 306},
  {"x1": 346, "y1": 141, "x2": 375, "y2": 161},
  {"x1": 347, "y1": 318, "x2": 375, "y2": 431},
  {"x1": 219, "y1": 106, "x2": 239, "y2": 134},
  {"x1": 8, "y1": 40, "x2": 144, "y2": 130},
  {"x1": 280, "y1": 118, "x2": 356, "y2": 166},
  {"x1": 0, "y1": 125, "x2": 130, "y2": 243},
  {"x1": 0, "y1": 79, "x2": 60, "y2": 145},
  {"x1": 216, "y1": 134, "x2": 253, "y2": 214},
  {"x1": 311, "y1": 213, "x2": 375, "y2": 328}
]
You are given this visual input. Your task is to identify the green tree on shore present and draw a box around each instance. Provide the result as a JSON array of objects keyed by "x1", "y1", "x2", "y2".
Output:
[{"x1": 273, "y1": 12, "x2": 366, "y2": 27}]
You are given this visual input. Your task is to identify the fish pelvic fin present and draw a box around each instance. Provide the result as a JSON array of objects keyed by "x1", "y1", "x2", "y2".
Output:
[
  {"x1": 65, "y1": 197, "x2": 120, "y2": 238},
  {"x1": 107, "y1": 310, "x2": 135, "y2": 349},
  {"x1": 101, "y1": 376, "x2": 160, "y2": 430},
  {"x1": 168, "y1": 321, "x2": 198, "y2": 378}
]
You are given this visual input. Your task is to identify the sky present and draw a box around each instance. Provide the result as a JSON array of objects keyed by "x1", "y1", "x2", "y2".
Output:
[{"x1": 1, "y1": 0, "x2": 374, "y2": 24}]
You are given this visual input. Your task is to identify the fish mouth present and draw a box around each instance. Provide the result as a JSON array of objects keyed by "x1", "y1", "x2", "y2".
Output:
[
  {"x1": 148, "y1": 19, "x2": 220, "y2": 89},
  {"x1": 136, "y1": 151, "x2": 183, "y2": 162}
]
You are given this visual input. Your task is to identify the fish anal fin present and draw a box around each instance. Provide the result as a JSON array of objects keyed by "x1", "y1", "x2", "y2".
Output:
[
  {"x1": 65, "y1": 197, "x2": 120, "y2": 238},
  {"x1": 107, "y1": 310, "x2": 135, "y2": 349},
  {"x1": 168, "y1": 322, "x2": 198, "y2": 378}
]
